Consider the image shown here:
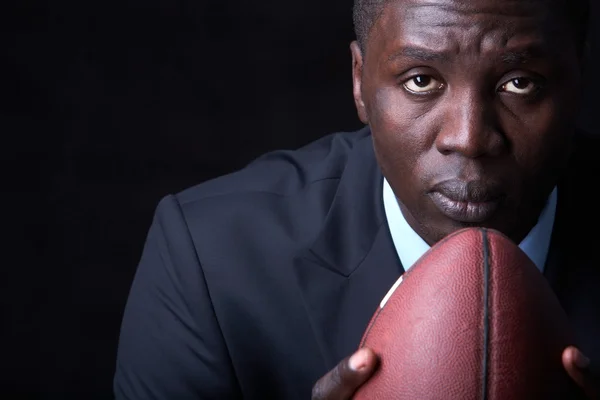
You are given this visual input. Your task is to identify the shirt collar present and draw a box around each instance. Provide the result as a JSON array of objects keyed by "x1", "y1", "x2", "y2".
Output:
[{"x1": 382, "y1": 178, "x2": 558, "y2": 273}]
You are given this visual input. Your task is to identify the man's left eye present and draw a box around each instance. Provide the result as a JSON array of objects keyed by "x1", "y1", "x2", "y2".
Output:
[{"x1": 499, "y1": 78, "x2": 537, "y2": 95}]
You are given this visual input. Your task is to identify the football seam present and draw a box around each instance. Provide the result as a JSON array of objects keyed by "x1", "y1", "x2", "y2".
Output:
[{"x1": 482, "y1": 228, "x2": 490, "y2": 400}]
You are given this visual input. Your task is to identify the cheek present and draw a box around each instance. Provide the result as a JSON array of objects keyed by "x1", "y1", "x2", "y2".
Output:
[
  {"x1": 503, "y1": 94, "x2": 575, "y2": 173},
  {"x1": 368, "y1": 87, "x2": 438, "y2": 174}
]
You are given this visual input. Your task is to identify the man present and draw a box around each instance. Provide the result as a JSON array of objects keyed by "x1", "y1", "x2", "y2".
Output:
[{"x1": 114, "y1": 0, "x2": 599, "y2": 398}]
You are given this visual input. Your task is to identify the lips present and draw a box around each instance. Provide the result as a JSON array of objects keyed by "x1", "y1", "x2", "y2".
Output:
[{"x1": 428, "y1": 180, "x2": 504, "y2": 223}]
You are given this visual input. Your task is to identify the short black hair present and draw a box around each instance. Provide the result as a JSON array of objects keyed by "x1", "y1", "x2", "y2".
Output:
[{"x1": 353, "y1": 0, "x2": 590, "y2": 54}]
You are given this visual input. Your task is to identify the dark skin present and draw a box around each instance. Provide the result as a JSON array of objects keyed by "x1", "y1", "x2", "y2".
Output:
[{"x1": 311, "y1": 0, "x2": 598, "y2": 398}]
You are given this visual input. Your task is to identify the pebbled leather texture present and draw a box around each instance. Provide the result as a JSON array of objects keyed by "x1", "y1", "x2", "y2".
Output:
[{"x1": 354, "y1": 228, "x2": 581, "y2": 400}]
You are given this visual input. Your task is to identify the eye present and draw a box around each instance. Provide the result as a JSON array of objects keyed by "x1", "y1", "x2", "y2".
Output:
[
  {"x1": 403, "y1": 75, "x2": 443, "y2": 93},
  {"x1": 499, "y1": 77, "x2": 538, "y2": 95}
]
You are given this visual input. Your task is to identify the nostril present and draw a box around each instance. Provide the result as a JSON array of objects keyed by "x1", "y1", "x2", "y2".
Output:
[{"x1": 438, "y1": 147, "x2": 453, "y2": 156}]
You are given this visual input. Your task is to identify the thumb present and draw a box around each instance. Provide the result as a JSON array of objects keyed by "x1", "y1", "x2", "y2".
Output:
[
  {"x1": 311, "y1": 348, "x2": 378, "y2": 400},
  {"x1": 563, "y1": 346, "x2": 598, "y2": 399}
]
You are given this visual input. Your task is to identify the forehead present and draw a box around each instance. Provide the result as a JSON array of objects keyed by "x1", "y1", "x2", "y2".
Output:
[{"x1": 369, "y1": 0, "x2": 568, "y2": 56}]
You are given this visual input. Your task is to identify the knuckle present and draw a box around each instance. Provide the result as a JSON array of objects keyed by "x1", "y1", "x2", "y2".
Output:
[
  {"x1": 311, "y1": 382, "x2": 325, "y2": 400},
  {"x1": 311, "y1": 361, "x2": 351, "y2": 400},
  {"x1": 330, "y1": 362, "x2": 346, "y2": 388}
]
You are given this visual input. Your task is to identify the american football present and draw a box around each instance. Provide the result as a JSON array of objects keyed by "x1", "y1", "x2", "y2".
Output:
[{"x1": 354, "y1": 227, "x2": 580, "y2": 400}]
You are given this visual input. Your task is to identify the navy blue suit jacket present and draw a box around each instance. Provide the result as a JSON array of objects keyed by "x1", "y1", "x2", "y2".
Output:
[{"x1": 114, "y1": 127, "x2": 600, "y2": 399}]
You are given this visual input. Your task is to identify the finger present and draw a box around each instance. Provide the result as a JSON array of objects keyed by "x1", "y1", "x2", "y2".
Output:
[
  {"x1": 562, "y1": 346, "x2": 598, "y2": 399},
  {"x1": 312, "y1": 348, "x2": 378, "y2": 400}
]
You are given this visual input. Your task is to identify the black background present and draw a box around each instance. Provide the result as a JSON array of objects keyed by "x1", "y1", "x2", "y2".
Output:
[{"x1": 4, "y1": 1, "x2": 600, "y2": 398}]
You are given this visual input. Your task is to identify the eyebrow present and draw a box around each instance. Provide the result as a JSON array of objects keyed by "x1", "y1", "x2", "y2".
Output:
[
  {"x1": 387, "y1": 47, "x2": 450, "y2": 63},
  {"x1": 387, "y1": 45, "x2": 548, "y2": 64},
  {"x1": 500, "y1": 48, "x2": 547, "y2": 64}
]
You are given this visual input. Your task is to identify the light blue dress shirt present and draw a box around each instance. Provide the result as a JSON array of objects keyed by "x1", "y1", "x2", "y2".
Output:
[{"x1": 382, "y1": 179, "x2": 558, "y2": 273}]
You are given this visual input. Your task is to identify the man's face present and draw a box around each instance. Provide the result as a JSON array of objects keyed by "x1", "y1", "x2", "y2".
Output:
[{"x1": 351, "y1": 0, "x2": 582, "y2": 245}]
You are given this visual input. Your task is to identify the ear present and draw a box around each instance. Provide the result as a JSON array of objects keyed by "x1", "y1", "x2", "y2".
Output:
[{"x1": 350, "y1": 41, "x2": 369, "y2": 124}]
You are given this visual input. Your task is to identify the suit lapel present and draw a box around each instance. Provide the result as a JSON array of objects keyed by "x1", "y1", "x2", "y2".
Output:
[{"x1": 293, "y1": 131, "x2": 403, "y2": 370}]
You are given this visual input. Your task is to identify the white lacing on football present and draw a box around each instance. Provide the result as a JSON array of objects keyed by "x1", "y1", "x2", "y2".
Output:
[{"x1": 380, "y1": 274, "x2": 404, "y2": 309}]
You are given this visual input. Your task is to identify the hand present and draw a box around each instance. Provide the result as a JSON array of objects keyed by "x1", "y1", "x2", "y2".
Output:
[
  {"x1": 563, "y1": 346, "x2": 599, "y2": 399},
  {"x1": 312, "y1": 346, "x2": 598, "y2": 399},
  {"x1": 311, "y1": 348, "x2": 378, "y2": 400}
]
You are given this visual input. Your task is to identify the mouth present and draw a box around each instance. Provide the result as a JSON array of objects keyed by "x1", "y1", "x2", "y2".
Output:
[{"x1": 428, "y1": 180, "x2": 504, "y2": 223}]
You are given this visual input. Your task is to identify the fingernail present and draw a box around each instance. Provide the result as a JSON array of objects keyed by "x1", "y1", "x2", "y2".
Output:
[
  {"x1": 349, "y1": 349, "x2": 368, "y2": 371},
  {"x1": 576, "y1": 353, "x2": 591, "y2": 369}
]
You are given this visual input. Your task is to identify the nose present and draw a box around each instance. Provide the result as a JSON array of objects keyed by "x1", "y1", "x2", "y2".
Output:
[{"x1": 435, "y1": 90, "x2": 505, "y2": 158}]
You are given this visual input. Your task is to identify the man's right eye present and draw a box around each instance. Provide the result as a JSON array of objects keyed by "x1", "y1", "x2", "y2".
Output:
[{"x1": 403, "y1": 75, "x2": 444, "y2": 94}]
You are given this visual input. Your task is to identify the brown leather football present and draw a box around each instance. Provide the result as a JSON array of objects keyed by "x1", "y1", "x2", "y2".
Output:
[{"x1": 354, "y1": 227, "x2": 580, "y2": 400}]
